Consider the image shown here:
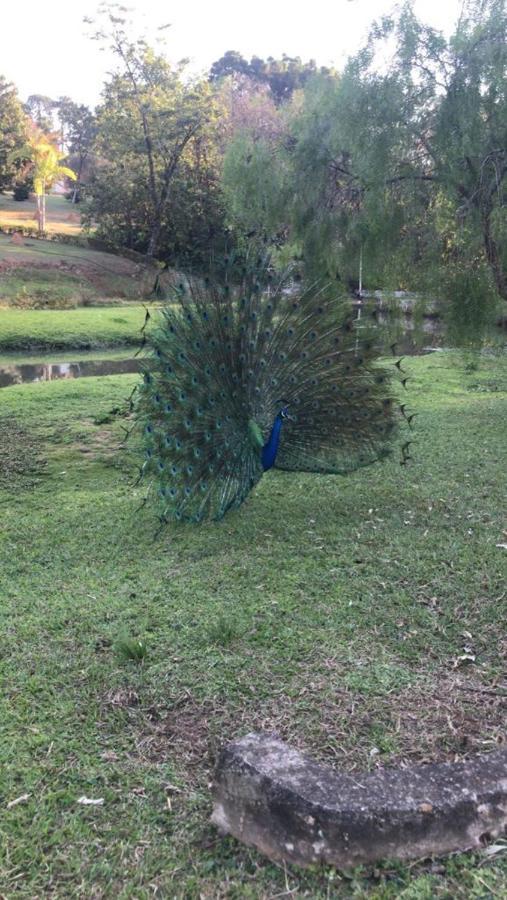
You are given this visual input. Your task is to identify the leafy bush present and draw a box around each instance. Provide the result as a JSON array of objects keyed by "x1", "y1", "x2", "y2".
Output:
[
  {"x1": 65, "y1": 189, "x2": 81, "y2": 203},
  {"x1": 13, "y1": 184, "x2": 31, "y2": 201}
]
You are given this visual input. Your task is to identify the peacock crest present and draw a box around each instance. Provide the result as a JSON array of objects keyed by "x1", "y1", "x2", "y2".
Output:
[{"x1": 134, "y1": 258, "x2": 408, "y2": 522}]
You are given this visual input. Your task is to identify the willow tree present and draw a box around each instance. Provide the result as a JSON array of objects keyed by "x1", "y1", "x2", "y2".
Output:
[
  {"x1": 292, "y1": 0, "x2": 506, "y2": 334},
  {"x1": 222, "y1": 0, "x2": 506, "y2": 342},
  {"x1": 358, "y1": 0, "x2": 507, "y2": 337}
]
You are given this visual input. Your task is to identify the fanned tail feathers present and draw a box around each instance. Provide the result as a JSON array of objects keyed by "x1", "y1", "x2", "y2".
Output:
[{"x1": 135, "y1": 260, "x2": 407, "y2": 521}]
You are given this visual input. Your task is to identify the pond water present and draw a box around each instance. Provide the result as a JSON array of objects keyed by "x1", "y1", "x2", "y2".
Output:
[
  {"x1": 0, "y1": 319, "x2": 446, "y2": 390},
  {"x1": 0, "y1": 312, "x2": 502, "y2": 390},
  {"x1": 0, "y1": 357, "x2": 141, "y2": 388}
]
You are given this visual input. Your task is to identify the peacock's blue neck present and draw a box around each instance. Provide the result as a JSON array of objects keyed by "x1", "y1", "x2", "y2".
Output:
[{"x1": 261, "y1": 414, "x2": 284, "y2": 471}]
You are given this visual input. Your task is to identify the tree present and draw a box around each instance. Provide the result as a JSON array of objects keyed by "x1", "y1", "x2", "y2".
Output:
[
  {"x1": 25, "y1": 94, "x2": 55, "y2": 132},
  {"x1": 55, "y1": 98, "x2": 97, "y2": 202},
  {"x1": 86, "y1": 76, "x2": 229, "y2": 268},
  {"x1": 210, "y1": 51, "x2": 332, "y2": 105},
  {"x1": 87, "y1": 5, "x2": 214, "y2": 258},
  {"x1": 10, "y1": 129, "x2": 76, "y2": 231},
  {"x1": 0, "y1": 76, "x2": 28, "y2": 192},
  {"x1": 217, "y1": 74, "x2": 287, "y2": 144}
]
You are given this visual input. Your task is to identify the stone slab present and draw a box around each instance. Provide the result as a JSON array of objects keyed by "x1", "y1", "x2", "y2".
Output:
[{"x1": 212, "y1": 732, "x2": 507, "y2": 867}]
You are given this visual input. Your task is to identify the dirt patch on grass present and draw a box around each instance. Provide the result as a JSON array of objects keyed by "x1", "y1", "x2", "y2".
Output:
[
  {"x1": 75, "y1": 427, "x2": 121, "y2": 457},
  {"x1": 292, "y1": 665, "x2": 506, "y2": 770},
  {"x1": 103, "y1": 667, "x2": 506, "y2": 790},
  {"x1": 0, "y1": 418, "x2": 47, "y2": 490}
]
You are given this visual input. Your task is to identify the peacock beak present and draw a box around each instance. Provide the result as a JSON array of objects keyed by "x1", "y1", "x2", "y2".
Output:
[{"x1": 280, "y1": 404, "x2": 296, "y2": 422}]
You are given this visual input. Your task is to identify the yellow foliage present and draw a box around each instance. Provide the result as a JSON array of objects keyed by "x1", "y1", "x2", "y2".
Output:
[{"x1": 9, "y1": 130, "x2": 77, "y2": 195}]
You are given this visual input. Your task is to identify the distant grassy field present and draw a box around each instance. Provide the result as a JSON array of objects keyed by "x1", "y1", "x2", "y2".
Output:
[
  {"x1": 0, "y1": 351, "x2": 506, "y2": 897},
  {"x1": 0, "y1": 192, "x2": 82, "y2": 236},
  {"x1": 0, "y1": 306, "x2": 152, "y2": 351}
]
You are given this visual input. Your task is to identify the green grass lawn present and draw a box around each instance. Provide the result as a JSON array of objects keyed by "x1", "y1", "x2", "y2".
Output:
[
  {"x1": 0, "y1": 306, "x2": 153, "y2": 351},
  {"x1": 0, "y1": 352, "x2": 506, "y2": 897}
]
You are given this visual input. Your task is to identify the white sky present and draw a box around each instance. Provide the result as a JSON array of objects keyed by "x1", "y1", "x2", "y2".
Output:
[{"x1": 2, "y1": 0, "x2": 465, "y2": 107}]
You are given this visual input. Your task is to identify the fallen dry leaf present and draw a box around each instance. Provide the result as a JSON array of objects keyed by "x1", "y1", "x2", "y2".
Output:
[{"x1": 6, "y1": 794, "x2": 30, "y2": 809}]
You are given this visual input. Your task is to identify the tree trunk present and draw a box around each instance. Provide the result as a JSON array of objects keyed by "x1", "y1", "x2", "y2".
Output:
[
  {"x1": 41, "y1": 183, "x2": 46, "y2": 233},
  {"x1": 483, "y1": 212, "x2": 507, "y2": 301},
  {"x1": 147, "y1": 218, "x2": 162, "y2": 259},
  {"x1": 146, "y1": 166, "x2": 173, "y2": 258},
  {"x1": 71, "y1": 156, "x2": 84, "y2": 204},
  {"x1": 145, "y1": 130, "x2": 200, "y2": 258}
]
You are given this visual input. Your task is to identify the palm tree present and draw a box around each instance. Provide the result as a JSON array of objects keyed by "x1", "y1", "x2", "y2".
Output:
[{"x1": 9, "y1": 129, "x2": 76, "y2": 232}]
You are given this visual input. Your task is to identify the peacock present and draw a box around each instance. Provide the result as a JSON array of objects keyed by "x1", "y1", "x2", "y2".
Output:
[{"x1": 134, "y1": 258, "x2": 409, "y2": 522}]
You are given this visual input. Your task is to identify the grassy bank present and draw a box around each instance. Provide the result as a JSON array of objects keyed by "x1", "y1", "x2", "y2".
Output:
[
  {"x1": 0, "y1": 347, "x2": 139, "y2": 367},
  {"x1": 0, "y1": 233, "x2": 158, "y2": 306},
  {"x1": 0, "y1": 306, "x2": 152, "y2": 351},
  {"x1": 0, "y1": 352, "x2": 506, "y2": 897}
]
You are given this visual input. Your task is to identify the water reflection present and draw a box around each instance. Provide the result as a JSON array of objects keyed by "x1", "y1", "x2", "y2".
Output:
[{"x1": 0, "y1": 357, "x2": 141, "y2": 388}]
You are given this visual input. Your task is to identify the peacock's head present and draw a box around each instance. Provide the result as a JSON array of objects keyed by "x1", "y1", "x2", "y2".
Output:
[{"x1": 279, "y1": 403, "x2": 295, "y2": 422}]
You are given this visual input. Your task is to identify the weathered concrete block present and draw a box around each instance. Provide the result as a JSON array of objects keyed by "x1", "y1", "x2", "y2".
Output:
[{"x1": 211, "y1": 733, "x2": 507, "y2": 868}]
